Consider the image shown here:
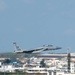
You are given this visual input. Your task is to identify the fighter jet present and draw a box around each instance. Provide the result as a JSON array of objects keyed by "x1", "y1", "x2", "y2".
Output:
[{"x1": 13, "y1": 42, "x2": 62, "y2": 54}]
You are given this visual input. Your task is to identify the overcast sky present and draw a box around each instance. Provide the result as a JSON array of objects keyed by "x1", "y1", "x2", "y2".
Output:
[{"x1": 0, "y1": 0, "x2": 75, "y2": 53}]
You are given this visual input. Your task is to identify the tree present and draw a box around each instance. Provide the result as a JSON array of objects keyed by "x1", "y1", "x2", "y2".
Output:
[
  {"x1": 67, "y1": 53, "x2": 71, "y2": 73},
  {"x1": 2, "y1": 59, "x2": 11, "y2": 64},
  {"x1": 40, "y1": 59, "x2": 46, "y2": 67}
]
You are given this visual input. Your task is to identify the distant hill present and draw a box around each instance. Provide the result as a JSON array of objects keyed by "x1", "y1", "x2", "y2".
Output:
[{"x1": 0, "y1": 52, "x2": 38, "y2": 61}]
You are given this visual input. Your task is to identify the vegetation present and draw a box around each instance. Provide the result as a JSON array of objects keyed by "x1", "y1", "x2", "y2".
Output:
[
  {"x1": 0, "y1": 53, "x2": 38, "y2": 61},
  {"x1": 67, "y1": 53, "x2": 71, "y2": 73},
  {"x1": 40, "y1": 59, "x2": 46, "y2": 67},
  {"x1": 2, "y1": 59, "x2": 11, "y2": 64}
]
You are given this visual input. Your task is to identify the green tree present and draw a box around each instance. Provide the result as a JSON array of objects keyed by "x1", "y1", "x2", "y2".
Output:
[
  {"x1": 3, "y1": 59, "x2": 11, "y2": 64},
  {"x1": 40, "y1": 59, "x2": 46, "y2": 67}
]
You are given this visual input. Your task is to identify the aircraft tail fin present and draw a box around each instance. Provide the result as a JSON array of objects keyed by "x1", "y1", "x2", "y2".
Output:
[{"x1": 13, "y1": 42, "x2": 21, "y2": 53}]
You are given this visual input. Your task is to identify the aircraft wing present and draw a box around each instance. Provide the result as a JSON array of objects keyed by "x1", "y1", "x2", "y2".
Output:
[
  {"x1": 43, "y1": 47, "x2": 62, "y2": 51},
  {"x1": 22, "y1": 48, "x2": 44, "y2": 53}
]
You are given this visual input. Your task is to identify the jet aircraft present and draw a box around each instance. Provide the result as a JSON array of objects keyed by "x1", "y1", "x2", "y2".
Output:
[{"x1": 13, "y1": 42, "x2": 62, "y2": 54}]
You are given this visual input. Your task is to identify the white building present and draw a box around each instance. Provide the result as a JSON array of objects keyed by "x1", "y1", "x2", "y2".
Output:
[{"x1": 0, "y1": 62, "x2": 1, "y2": 66}]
